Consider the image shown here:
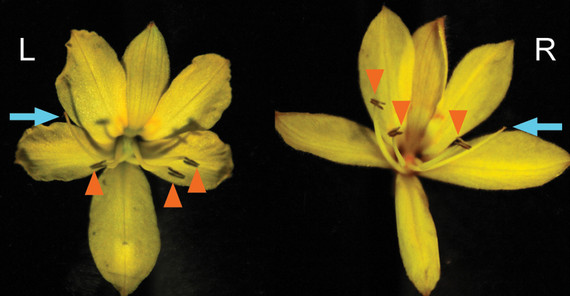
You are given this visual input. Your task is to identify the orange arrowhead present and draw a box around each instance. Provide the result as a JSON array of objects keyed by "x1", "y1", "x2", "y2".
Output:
[
  {"x1": 392, "y1": 101, "x2": 411, "y2": 125},
  {"x1": 164, "y1": 184, "x2": 182, "y2": 208},
  {"x1": 85, "y1": 172, "x2": 103, "y2": 195},
  {"x1": 449, "y1": 110, "x2": 468, "y2": 134},
  {"x1": 366, "y1": 69, "x2": 384, "y2": 93},
  {"x1": 188, "y1": 169, "x2": 206, "y2": 193}
]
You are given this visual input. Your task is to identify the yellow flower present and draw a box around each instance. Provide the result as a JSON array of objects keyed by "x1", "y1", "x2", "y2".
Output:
[
  {"x1": 275, "y1": 6, "x2": 569, "y2": 296},
  {"x1": 15, "y1": 23, "x2": 233, "y2": 295}
]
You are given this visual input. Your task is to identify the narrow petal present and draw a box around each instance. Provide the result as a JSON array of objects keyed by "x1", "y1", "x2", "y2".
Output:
[
  {"x1": 89, "y1": 163, "x2": 160, "y2": 296},
  {"x1": 406, "y1": 17, "x2": 447, "y2": 144},
  {"x1": 420, "y1": 131, "x2": 570, "y2": 189},
  {"x1": 123, "y1": 22, "x2": 170, "y2": 131},
  {"x1": 358, "y1": 6, "x2": 415, "y2": 142},
  {"x1": 395, "y1": 174, "x2": 440, "y2": 296},
  {"x1": 275, "y1": 112, "x2": 390, "y2": 168},
  {"x1": 139, "y1": 130, "x2": 233, "y2": 189},
  {"x1": 56, "y1": 30, "x2": 127, "y2": 145},
  {"x1": 142, "y1": 54, "x2": 231, "y2": 140},
  {"x1": 15, "y1": 123, "x2": 107, "y2": 181},
  {"x1": 422, "y1": 40, "x2": 514, "y2": 156}
]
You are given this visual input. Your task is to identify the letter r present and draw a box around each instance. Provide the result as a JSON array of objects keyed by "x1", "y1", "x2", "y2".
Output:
[{"x1": 536, "y1": 38, "x2": 556, "y2": 61}]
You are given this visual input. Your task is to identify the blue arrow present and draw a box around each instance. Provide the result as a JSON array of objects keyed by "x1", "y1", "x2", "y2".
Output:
[
  {"x1": 10, "y1": 108, "x2": 59, "y2": 126},
  {"x1": 513, "y1": 117, "x2": 562, "y2": 136}
]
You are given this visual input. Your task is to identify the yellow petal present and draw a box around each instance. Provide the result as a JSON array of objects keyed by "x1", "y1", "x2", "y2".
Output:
[
  {"x1": 15, "y1": 123, "x2": 107, "y2": 181},
  {"x1": 422, "y1": 40, "x2": 514, "y2": 156},
  {"x1": 420, "y1": 131, "x2": 570, "y2": 189},
  {"x1": 139, "y1": 130, "x2": 233, "y2": 189},
  {"x1": 358, "y1": 6, "x2": 415, "y2": 142},
  {"x1": 56, "y1": 30, "x2": 127, "y2": 145},
  {"x1": 406, "y1": 17, "x2": 447, "y2": 144},
  {"x1": 123, "y1": 22, "x2": 170, "y2": 131},
  {"x1": 142, "y1": 54, "x2": 231, "y2": 140},
  {"x1": 275, "y1": 112, "x2": 390, "y2": 168},
  {"x1": 395, "y1": 174, "x2": 440, "y2": 296},
  {"x1": 89, "y1": 163, "x2": 160, "y2": 296}
]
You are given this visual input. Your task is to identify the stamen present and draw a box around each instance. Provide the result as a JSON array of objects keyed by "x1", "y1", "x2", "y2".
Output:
[
  {"x1": 139, "y1": 135, "x2": 188, "y2": 158},
  {"x1": 453, "y1": 137, "x2": 471, "y2": 150},
  {"x1": 64, "y1": 112, "x2": 108, "y2": 161},
  {"x1": 388, "y1": 126, "x2": 403, "y2": 137},
  {"x1": 147, "y1": 155, "x2": 200, "y2": 166},
  {"x1": 168, "y1": 167, "x2": 185, "y2": 179},
  {"x1": 370, "y1": 99, "x2": 385, "y2": 110},
  {"x1": 90, "y1": 160, "x2": 107, "y2": 170},
  {"x1": 183, "y1": 157, "x2": 200, "y2": 167},
  {"x1": 132, "y1": 139, "x2": 188, "y2": 179},
  {"x1": 418, "y1": 127, "x2": 507, "y2": 172},
  {"x1": 372, "y1": 121, "x2": 406, "y2": 175},
  {"x1": 132, "y1": 140, "x2": 161, "y2": 169}
]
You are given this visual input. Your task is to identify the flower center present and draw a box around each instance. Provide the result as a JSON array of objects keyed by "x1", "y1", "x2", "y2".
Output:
[
  {"x1": 90, "y1": 135, "x2": 139, "y2": 169},
  {"x1": 385, "y1": 126, "x2": 424, "y2": 175},
  {"x1": 64, "y1": 112, "x2": 200, "y2": 175},
  {"x1": 113, "y1": 136, "x2": 138, "y2": 164},
  {"x1": 398, "y1": 147, "x2": 423, "y2": 174},
  {"x1": 404, "y1": 153, "x2": 416, "y2": 166}
]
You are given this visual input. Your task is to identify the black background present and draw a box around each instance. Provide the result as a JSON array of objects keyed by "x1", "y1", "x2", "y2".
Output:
[{"x1": 1, "y1": 0, "x2": 569, "y2": 295}]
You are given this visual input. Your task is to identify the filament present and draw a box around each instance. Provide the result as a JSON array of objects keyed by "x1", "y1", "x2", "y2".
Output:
[
  {"x1": 132, "y1": 140, "x2": 188, "y2": 178},
  {"x1": 391, "y1": 137, "x2": 406, "y2": 167},
  {"x1": 90, "y1": 160, "x2": 107, "y2": 170},
  {"x1": 64, "y1": 112, "x2": 108, "y2": 162}
]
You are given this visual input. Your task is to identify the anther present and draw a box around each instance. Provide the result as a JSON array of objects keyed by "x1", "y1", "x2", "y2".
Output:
[
  {"x1": 168, "y1": 167, "x2": 185, "y2": 179},
  {"x1": 454, "y1": 137, "x2": 471, "y2": 150},
  {"x1": 388, "y1": 126, "x2": 403, "y2": 137},
  {"x1": 90, "y1": 160, "x2": 107, "y2": 170},
  {"x1": 370, "y1": 99, "x2": 385, "y2": 110},
  {"x1": 183, "y1": 157, "x2": 200, "y2": 167}
]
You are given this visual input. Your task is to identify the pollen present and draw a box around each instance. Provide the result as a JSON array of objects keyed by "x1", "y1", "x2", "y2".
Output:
[
  {"x1": 388, "y1": 126, "x2": 403, "y2": 137},
  {"x1": 183, "y1": 157, "x2": 200, "y2": 167},
  {"x1": 167, "y1": 167, "x2": 185, "y2": 178},
  {"x1": 370, "y1": 98, "x2": 385, "y2": 109},
  {"x1": 454, "y1": 137, "x2": 471, "y2": 149}
]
